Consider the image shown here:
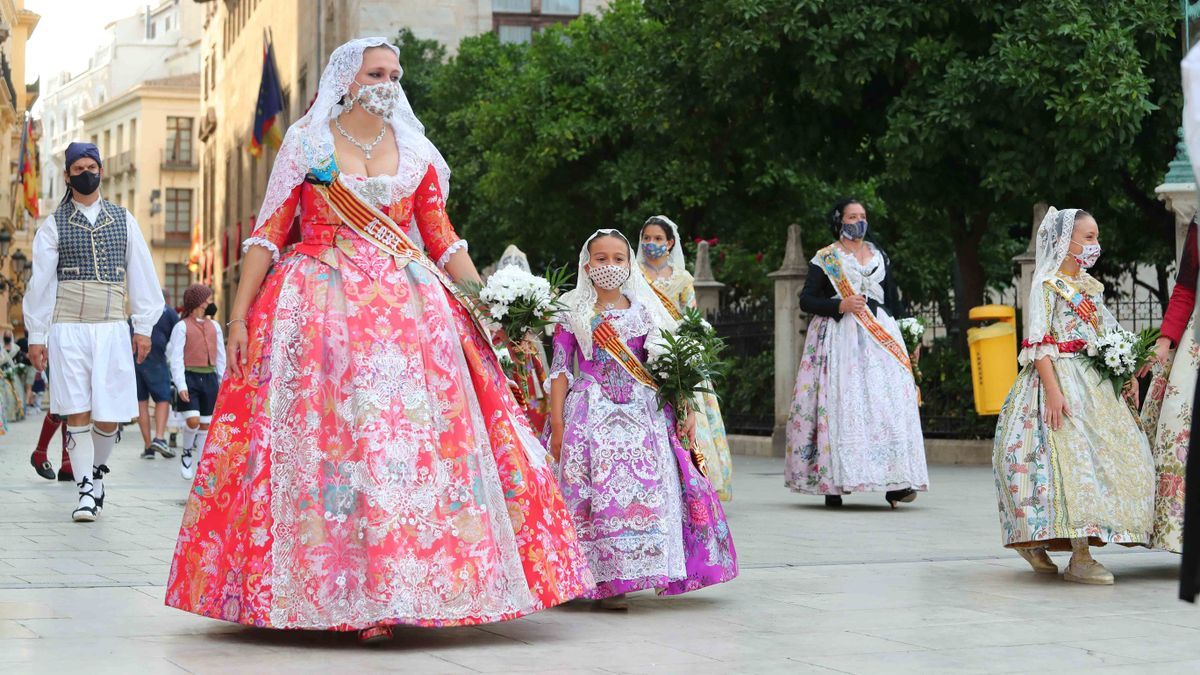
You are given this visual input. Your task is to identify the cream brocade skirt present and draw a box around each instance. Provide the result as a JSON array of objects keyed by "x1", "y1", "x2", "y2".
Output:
[{"x1": 993, "y1": 356, "x2": 1154, "y2": 550}]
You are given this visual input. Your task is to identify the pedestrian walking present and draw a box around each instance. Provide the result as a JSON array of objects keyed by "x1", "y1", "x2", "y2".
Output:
[
  {"x1": 166, "y1": 284, "x2": 224, "y2": 480},
  {"x1": 135, "y1": 291, "x2": 179, "y2": 459},
  {"x1": 22, "y1": 141, "x2": 164, "y2": 522}
]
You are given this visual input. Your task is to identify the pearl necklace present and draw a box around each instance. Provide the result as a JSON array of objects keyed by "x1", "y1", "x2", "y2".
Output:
[{"x1": 334, "y1": 115, "x2": 387, "y2": 159}]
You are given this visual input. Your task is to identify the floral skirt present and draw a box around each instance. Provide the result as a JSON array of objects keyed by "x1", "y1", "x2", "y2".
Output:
[
  {"x1": 1141, "y1": 317, "x2": 1197, "y2": 553},
  {"x1": 165, "y1": 241, "x2": 594, "y2": 630},
  {"x1": 993, "y1": 357, "x2": 1154, "y2": 550},
  {"x1": 0, "y1": 374, "x2": 23, "y2": 424},
  {"x1": 784, "y1": 313, "x2": 928, "y2": 495},
  {"x1": 556, "y1": 377, "x2": 737, "y2": 599},
  {"x1": 693, "y1": 389, "x2": 733, "y2": 501}
]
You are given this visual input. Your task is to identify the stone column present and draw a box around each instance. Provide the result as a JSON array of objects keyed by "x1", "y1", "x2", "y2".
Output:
[
  {"x1": 768, "y1": 224, "x2": 807, "y2": 457},
  {"x1": 1158, "y1": 188, "x2": 1198, "y2": 265},
  {"x1": 692, "y1": 240, "x2": 725, "y2": 316},
  {"x1": 1012, "y1": 202, "x2": 1047, "y2": 338},
  {"x1": 1156, "y1": 129, "x2": 1198, "y2": 265}
]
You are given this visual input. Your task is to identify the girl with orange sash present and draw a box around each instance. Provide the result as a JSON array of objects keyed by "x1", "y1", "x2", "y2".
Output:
[
  {"x1": 785, "y1": 199, "x2": 928, "y2": 508},
  {"x1": 637, "y1": 216, "x2": 734, "y2": 500},
  {"x1": 547, "y1": 229, "x2": 737, "y2": 609},
  {"x1": 992, "y1": 207, "x2": 1153, "y2": 585}
]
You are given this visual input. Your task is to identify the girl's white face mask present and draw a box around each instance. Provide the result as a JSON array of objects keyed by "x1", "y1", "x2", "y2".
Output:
[
  {"x1": 587, "y1": 264, "x2": 630, "y2": 290},
  {"x1": 1072, "y1": 240, "x2": 1101, "y2": 269}
]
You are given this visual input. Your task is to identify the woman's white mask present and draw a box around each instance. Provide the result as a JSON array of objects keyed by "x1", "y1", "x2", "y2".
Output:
[{"x1": 350, "y1": 79, "x2": 400, "y2": 118}]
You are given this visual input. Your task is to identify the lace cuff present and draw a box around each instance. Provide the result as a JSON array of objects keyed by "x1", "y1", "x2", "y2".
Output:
[
  {"x1": 436, "y1": 239, "x2": 468, "y2": 270},
  {"x1": 243, "y1": 237, "x2": 281, "y2": 262},
  {"x1": 544, "y1": 369, "x2": 574, "y2": 393}
]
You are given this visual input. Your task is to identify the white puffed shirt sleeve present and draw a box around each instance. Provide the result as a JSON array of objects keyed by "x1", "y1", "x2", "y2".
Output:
[
  {"x1": 167, "y1": 320, "x2": 188, "y2": 393},
  {"x1": 124, "y1": 210, "x2": 164, "y2": 336},
  {"x1": 22, "y1": 216, "x2": 60, "y2": 345},
  {"x1": 214, "y1": 322, "x2": 227, "y2": 384}
]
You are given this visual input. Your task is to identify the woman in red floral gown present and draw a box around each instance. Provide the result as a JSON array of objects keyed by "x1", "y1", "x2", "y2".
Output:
[{"x1": 165, "y1": 38, "x2": 593, "y2": 641}]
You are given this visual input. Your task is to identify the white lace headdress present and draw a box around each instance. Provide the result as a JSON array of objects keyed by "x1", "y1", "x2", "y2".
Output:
[
  {"x1": 496, "y1": 245, "x2": 532, "y2": 273},
  {"x1": 1021, "y1": 206, "x2": 1078, "y2": 362},
  {"x1": 636, "y1": 215, "x2": 687, "y2": 274},
  {"x1": 253, "y1": 37, "x2": 450, "y2": 242},
  {"x1": 558, "y1": 229, "x2": 679, "y2": 357}
]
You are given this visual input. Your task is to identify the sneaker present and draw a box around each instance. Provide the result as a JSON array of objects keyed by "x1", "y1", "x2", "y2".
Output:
[
  {"x1": 72, "y1": 478, "x2": 98, "y2": 523},
  {"x1": 141, "y1": 447, "x2": 156, "y2": 460},
  {"x1": 180, "y1": 450, "x2": 196, "y2": 480},
  {"x1": 152, "y1": 438, "x2": 175, "y2": 459}
]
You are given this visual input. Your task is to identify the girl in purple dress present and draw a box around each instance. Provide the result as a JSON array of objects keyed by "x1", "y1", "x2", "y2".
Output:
[{"x1": 546, "y1": 229, "x2": 738, "y2": 609}]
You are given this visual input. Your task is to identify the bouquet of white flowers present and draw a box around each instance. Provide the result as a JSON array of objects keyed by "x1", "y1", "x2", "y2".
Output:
[
  {"x1": 462, "y1": 265, "x2": 572, "y2": 342},
  {"x1": 897, "y1": 317, "x2": 925, "y2": 356},
  {"x1": 1087, "y1": 326, "x2": 1159, "y2": 396}
]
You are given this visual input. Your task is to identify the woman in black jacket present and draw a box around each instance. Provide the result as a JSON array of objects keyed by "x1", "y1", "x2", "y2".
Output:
[{"x1": 784, "y1": 199, "x2": 929, "y2": 508}]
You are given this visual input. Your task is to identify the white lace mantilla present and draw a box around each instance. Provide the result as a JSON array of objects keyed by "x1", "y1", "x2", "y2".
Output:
[{"x1": 813, "y1": 244, "x2": 885, "y2": 303}]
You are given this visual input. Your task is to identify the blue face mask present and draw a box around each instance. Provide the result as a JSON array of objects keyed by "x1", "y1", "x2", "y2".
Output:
[
  {"x1": 642, "y1": 241, "x2": 671, "y2": 259},
  {"x1": 841, "y1": 220, "x2": 869, "y2": 240}
]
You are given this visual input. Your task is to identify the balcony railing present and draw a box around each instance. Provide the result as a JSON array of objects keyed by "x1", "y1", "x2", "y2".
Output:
[
  {"x1": 161, "y1": 148, "x2": 198, "y2": 172},
  {"x1": 104, "y1": 151, "x2": 136, "y2": 176}
]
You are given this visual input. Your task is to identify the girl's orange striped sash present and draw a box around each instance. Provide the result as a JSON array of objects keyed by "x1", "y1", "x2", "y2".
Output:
[{"x1": 592, "y1": 320, "x2": 659, "y2": 390}]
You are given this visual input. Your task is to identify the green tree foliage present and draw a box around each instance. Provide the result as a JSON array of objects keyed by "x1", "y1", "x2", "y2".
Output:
[{"x1": 397, "y1": 1, "x2": 1181, "y2": 335}]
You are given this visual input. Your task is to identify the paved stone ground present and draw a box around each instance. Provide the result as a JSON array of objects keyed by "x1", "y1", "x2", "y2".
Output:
[{"x1": 2, "y1": 414, "x2": 1199, "y2": 674}]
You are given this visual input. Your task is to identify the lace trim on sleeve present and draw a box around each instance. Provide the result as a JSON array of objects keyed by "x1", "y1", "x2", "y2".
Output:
[
  {"x1": 436, "y1": 239, "x2": 468, "y2": 270},
  {"x1": 243, "y1": 237, "x2": 281, "y2": 262},
  {"x1": 545, "y1": 332, "x2": 575, "y2": 391}
]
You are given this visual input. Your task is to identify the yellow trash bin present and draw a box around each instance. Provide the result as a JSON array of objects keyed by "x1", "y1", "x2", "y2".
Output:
[{"x1": 966, "y1": 305, "x2": 1018, "y2": 416}]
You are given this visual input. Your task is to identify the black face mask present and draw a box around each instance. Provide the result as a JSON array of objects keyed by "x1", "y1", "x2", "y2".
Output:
[
  {"x1": 205, "y1": 303, "x2": 218, "y2": 318},
  {"x1": 2, "y1": 337, "x2": 10, "y2": 345},
  {"x1": 68, "y1": 170, "x2": 101, "y2": 196}
]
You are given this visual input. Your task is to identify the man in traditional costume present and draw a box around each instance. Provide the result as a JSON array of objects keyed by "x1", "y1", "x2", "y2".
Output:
[{"x1": 24, "y1": 142, "x2": 164, "y2": 522}]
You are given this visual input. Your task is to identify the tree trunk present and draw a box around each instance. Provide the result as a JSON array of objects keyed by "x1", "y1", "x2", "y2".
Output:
[{"x1": 949, "y1": 209, "x2": 990, "y2": 351}]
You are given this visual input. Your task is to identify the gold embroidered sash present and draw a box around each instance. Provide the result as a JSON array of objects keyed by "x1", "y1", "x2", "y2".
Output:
[
  {"x1": 310, "y1": 173, "x2": 488, "y2": 338},
  {"x1": 815, "y1": 244, "x2": 912, "y2": 373},
  {"x1": 1045, "y1": 277, "x2": 1101, "y2": 330},
  {"x1": 641, "y1": 268, "x2": 684, "y2": 321}
]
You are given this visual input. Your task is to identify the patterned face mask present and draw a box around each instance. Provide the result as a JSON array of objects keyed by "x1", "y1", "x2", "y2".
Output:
[
  {"x1": 350, "y1": 80, "x2": 400, "y2": 118},
  {"x1": 641, "y1": 241, "x2": 670, "y2": 259},
  {"x1": 1072, "y1": 241, "x2": 1102, "y2": 269},
  {"x1": 841, "y1": 220, "x2": 869, "y2": 240},
  {"x1": 587, "y1": 264, "x2": 630, "y2": 290}
]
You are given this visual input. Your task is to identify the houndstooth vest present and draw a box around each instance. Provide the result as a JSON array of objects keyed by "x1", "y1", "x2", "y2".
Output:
[
  {"x1": 55, "y1": 199, "x2": 128, "y2": 283},
  {"x1": 51, "y1": 199, "x2": 131, "y2": 324}
]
